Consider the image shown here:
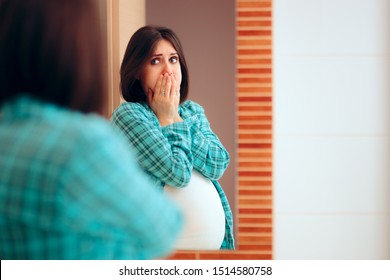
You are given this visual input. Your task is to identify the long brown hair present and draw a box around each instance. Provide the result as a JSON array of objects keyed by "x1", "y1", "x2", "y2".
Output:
[
  {"x1": 0, "y1": 0, "x2": 107, "y2": 115},
  {"x1": 120, "y1": 25, "x2": 189, "y2": 104}
]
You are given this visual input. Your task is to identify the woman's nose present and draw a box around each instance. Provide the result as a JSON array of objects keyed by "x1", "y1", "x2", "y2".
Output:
[{"x1": 162, "y1": 63, "x2": 173, "y2": 75}]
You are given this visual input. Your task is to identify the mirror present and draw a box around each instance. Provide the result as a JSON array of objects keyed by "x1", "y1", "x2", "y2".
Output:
[
  {"x1": 145, "y1": 0, "x2": 237, "y2": 245},
  {"x1": 102, "y1": 0, "x2": 273, "y2": 259}
]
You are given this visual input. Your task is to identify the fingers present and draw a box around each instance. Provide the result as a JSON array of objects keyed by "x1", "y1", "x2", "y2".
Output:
[
  {"x1": 149, "y1": 74, "x2": 181, "y2": 125},
  {"x1": 172, "y1": 75, "x2": 180, "y2": 98},
  {"x1": 161, "y1": 74, "x2": 175, "y2": 98},
  {"x1": 161, "y1": 74, "x2": 169, "y2": 96},
  {"x1": 165, "y1": 74, "x2": 172, "y2": 97},
  {"x1": 167, "y1": 74, "x2": 180, "y2": 99},
  {"x1": 155, "y1": 74, "x2": 170, "y2": 97},
  {"x1": 153, "y1": 73, "x2": 179, "y2": 100}
]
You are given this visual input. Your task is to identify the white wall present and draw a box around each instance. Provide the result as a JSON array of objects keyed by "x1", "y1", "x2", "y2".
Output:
[{"x1": 274, "y1": 0, "x2": 390, "y2": 259}]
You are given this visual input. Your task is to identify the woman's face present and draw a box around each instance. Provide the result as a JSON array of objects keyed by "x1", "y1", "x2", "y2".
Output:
[{"x1": 140, "y1": 39, "x2": 182, "y2": 95}]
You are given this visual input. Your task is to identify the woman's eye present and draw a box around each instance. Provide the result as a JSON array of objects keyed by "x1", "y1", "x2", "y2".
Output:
[
  {"x1": 151, "y1": 58, "x2": 159, "y2": 65},
  {"x1": 170, "y1": 56, "x2": 178, "y2": 63}
]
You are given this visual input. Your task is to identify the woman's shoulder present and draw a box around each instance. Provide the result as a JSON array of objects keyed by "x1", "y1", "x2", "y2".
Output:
[
  {"x1": 111, "y1": 101, "x2": 154, "y2": 123},
  {"x1": 180, "y1": 100, "x2": 205, "y2": 114},
  {"x1": 24, "y1": 107, "x2": 128, "y2": 163},
  {"x1": 53, "y1": 113, "x2": 139, "y2": 181},
  {"x1": 112, "y1": 101, "x2": 148, "y2": 115},
  {"x1": 61, "y1": 112, "x2": 122, "y2": 146}
]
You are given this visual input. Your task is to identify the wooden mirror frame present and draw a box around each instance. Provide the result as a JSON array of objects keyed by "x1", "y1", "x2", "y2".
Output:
[{"x1": 104, "y1": 0, "x2": 273, "y2": 260}]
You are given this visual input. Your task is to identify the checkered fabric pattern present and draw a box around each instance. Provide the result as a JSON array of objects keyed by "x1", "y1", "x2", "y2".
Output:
[
  {"x1": 0, "y1": 95, "x2": 182, "y2": 259},
  {"x1": 110, "y1": 100, "x2": 234, "y2": 249}
]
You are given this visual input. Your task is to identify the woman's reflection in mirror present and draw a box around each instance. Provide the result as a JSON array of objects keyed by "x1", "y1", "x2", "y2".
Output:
[{"x1": 111, "y1": 25, "x2": 234, "y2": 250}]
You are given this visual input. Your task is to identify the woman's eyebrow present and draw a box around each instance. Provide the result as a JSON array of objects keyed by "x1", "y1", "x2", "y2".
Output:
[{"x1": 151, "y1": 52, "x2": 178, "y2": 57}]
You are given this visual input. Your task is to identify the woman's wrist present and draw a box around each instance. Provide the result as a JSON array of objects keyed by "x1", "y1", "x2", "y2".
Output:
[
  {"x1": 158, "y1": 115, "x2": 183, "y2": 127},
  {"x1": 158, "y1": 117, "x2": 174, "y2": 126},
  {"x1": 174, "y1": 115, "x2": 183, "y2": 123}
]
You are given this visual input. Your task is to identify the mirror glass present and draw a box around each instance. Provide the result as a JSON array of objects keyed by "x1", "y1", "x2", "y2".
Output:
[
  {"x1": 145, "y1": 0, "x2": 237, "y2": 242},
  {"x1": 101, "y1": 0, "x2": 274, "y2": 259}
]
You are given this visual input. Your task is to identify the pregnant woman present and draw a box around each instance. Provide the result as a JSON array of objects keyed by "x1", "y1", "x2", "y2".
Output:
[{"x1": 110, "y1": 25, "x2": 234, "y2": 250}]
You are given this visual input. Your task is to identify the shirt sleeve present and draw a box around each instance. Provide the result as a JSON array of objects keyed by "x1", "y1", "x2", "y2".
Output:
[
  {"x1": 59, "y1": 122, "x2": 183, "y2": 259},
  {"x1": 182, "y1": 101, "x2": 230, "y2": 180},
  {"x1": 110, "y1": 103, "x2": 193, "y2": 188}
]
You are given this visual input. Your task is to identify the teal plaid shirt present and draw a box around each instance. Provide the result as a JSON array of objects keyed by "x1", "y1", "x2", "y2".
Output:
[
  {"x1": 110, "y1": 100, "x2": 234, "y2": 249},
  {"x1": 0, "y1": 95, "x2": 183, "y2": 260}
]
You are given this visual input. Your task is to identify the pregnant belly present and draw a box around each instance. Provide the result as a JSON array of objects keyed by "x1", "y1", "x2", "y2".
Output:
[{"x1": 164, "y1": 170, "x2": 226, "y2": 250}]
